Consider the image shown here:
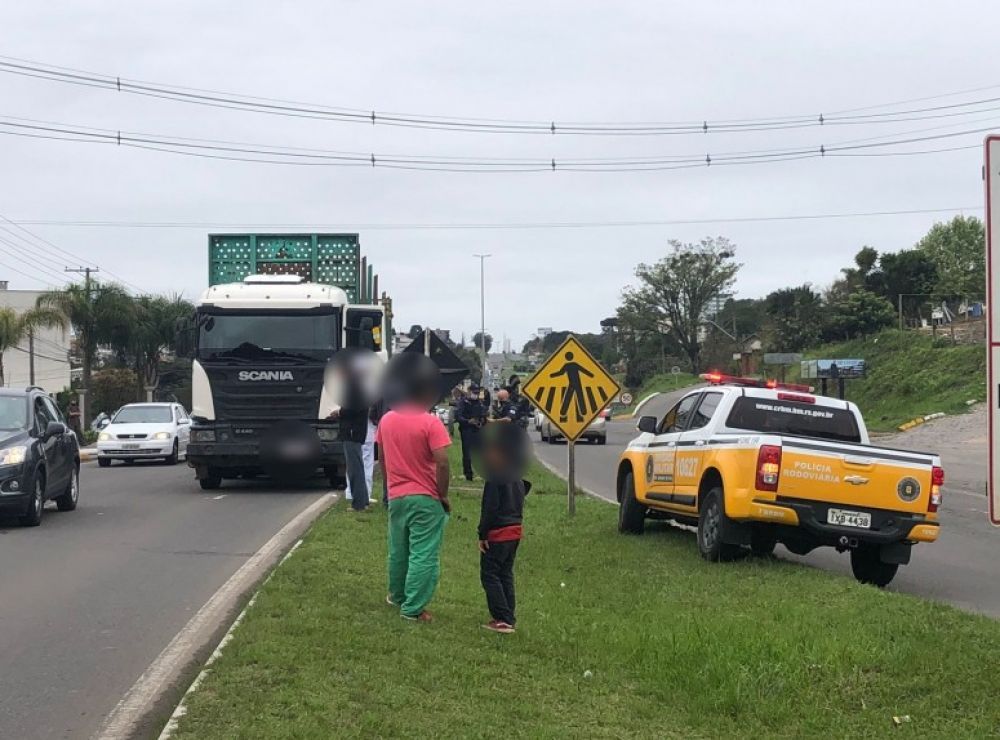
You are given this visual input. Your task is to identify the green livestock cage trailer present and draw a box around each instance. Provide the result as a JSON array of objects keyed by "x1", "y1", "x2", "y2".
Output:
[{"x1": 208, "y1": 233, "x2": 380, "y2": 304}]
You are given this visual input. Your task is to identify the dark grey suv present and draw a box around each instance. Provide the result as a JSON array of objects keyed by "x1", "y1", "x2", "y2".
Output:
[{"x1": 0, "y1": 387, "x2": 80, "y2": 526}]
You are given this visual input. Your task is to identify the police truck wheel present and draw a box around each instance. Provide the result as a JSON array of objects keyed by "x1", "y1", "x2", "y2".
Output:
[
  {"x1": 199, "y1": 472, "x2": 222, "y2": 491},
  {"x1": 618, "y1": 470, "x2": 646, "y2": 535},
  {"x1": 850, "y1": 545, "x2": 899, "y2": 588},
  {"x1": 697, "y1": 487, "x2": 741, "y2": 562}
]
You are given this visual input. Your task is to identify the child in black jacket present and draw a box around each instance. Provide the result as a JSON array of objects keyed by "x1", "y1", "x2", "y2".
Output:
[{"x1": 478, "y1": 422, "x2": 531, "y2": 634}]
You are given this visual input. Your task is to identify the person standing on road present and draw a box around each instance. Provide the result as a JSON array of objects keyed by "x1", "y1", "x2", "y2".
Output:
[
  {"x1": 455, "y1": 383, "x2": 488, "y2": 481},
  {"x1": 377, "y1": 356, "x2": 452, "y2": 622},
  {"x1": 66, "y1": 399, "x2": 82, "y2": 443}
]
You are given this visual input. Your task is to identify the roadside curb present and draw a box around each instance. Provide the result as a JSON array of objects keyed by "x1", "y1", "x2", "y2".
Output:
[
  {"x1": 897, "y1": 412, "x2": 946, "y2": 432},
  {"x1": 157, "y1": 538, "x2": 307, "y2": 739},
  {"x1": 532, "y1": 451, "x2": 616, "y2": 507},
  {"x1": 95, "y1": 492, "x2": 338, "y2": 740}
]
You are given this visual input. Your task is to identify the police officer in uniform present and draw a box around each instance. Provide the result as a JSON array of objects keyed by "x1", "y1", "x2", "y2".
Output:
[
  {"x1": 456, "y1": 383, "x2": 489, "y2": 481},
  {"x1": 506, "y1": 375, "x2": 532, "y2": 430}
]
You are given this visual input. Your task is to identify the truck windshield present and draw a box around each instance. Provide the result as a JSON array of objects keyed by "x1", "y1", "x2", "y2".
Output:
[
  {"x1": 725, "y1": 397, "x2": 861, "y2": 443},
  {"x1": 198, "y1": 312, "x2": 339, "y2": 363}
]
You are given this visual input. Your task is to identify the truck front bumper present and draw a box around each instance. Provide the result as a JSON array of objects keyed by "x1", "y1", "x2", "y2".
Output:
[{"x1": 186, "y1": 422, "x2": 345, "y2": 475}]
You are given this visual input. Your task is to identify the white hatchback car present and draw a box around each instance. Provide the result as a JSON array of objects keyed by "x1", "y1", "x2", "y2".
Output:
[{"x1": 97, "y1": 403, "x2": 191, "y2": 467}]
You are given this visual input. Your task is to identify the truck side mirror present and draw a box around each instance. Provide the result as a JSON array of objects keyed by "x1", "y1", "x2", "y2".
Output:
[{"x1": 637, "y1": 415, "x2": 657, "y2": 434}]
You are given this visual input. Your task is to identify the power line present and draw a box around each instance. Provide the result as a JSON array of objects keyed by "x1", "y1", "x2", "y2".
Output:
[
  {"x1": 0, "y1": 234, "x2": 72, "y2": 283},
  {"x1": 0, "y1": 114, "x2": 992, "y2": 171},
  {"x1": 5, "y1": 54, "x2": 1000, "y2": 136},
  {"x1": 2, "y1": 206, "x2": 981, "y2": 232},
  {"x1": 0, "y1": 211, "x2": 143, "y2": 293}
]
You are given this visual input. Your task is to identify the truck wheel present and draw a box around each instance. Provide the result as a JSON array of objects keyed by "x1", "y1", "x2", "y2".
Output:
[
  {"x1": 850, "y1": 545, "x2": 899, "y2": 588},
  {"x1": 750, "y1": 528, "x2": 777, "y2": 557},
  {"x1": 617, "y1": 470, "x2": 646, "y2": 534},
  {"x1": 697, "y1": 487, "x2": 742, "y2": 562},
  {"x1": 199, "y1": 471, "x2": 223, "y2": 491}
]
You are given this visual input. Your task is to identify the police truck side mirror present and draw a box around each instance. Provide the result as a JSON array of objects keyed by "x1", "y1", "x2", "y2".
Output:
[{"x1": 637, "y1": 415, "x2": 657, "y2": 434}]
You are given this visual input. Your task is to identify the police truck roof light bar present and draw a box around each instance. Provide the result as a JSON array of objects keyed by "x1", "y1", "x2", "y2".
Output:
[{"x1": 700, "y1": 372, "x2": 815, "y2": 394}]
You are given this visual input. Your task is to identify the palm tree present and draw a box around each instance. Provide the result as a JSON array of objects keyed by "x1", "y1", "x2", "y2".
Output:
[
  {"x1": 36, "y1": 282, "x2": 134, "y2": 425},
  {"x1": 130, "y1": 295, "x2": 194, "y2": 401},
  {"x1": 0, "y1": 306, "x2": 68, "y2": 387}
]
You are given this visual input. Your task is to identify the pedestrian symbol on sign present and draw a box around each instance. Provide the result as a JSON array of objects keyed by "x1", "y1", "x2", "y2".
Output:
[{"x1": 522, "y1": 336, "x2": 621, "y2": 444}]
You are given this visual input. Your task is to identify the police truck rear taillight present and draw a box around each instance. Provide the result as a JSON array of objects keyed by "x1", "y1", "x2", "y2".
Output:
[
  {"x1": 756, "y1": 445, "x2": 782, "y2": 492},
  {"x1": 929, "y1": 466, "x2": 944, "y2": 513}
]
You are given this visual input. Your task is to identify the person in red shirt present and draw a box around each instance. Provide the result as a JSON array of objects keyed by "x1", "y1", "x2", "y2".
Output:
[{"x1": 376, "y1": 357, "x2": 451, "y2": 622}]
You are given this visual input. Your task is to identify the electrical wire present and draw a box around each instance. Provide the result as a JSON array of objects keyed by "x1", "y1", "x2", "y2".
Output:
[
  {"x1": 0, "y1": 211, "x2": 143, "y2": 293},
  {"x1": 4, "y1": 206, "x2": 982, "y2": 232},
  {"x1": 5, "y1": 55, "x2": 1000, "y2": 136},
  {"x1": 0, "y1": 114, "x2": 992, "y2": 171}
]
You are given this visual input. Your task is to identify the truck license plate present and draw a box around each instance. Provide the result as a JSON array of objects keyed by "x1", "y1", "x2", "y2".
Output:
[
  {"x1": 123, "y1": 443, "x2": 140, "y2": 450},
  {"x1": 827, "y1": 508, "x2": 871, "y2": 529}
]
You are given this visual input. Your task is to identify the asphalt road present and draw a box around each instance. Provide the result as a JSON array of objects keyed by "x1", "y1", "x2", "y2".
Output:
[
  {"x1": 534, "y1": 387, "x2": 1000, "y2": 618},
  {"x1": 0, "y1": 460, "x2": 329, "y2": 740}
]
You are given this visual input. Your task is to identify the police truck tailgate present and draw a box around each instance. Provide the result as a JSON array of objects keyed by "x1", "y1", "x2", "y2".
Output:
[{"x1": 777, "y1": 439, "x2": 937, "y2": 514}]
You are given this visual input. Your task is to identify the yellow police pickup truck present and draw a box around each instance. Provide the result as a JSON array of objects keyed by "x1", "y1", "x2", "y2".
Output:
[{"x1": 616, "y1": 374, "x2": 942, "y2": 587}]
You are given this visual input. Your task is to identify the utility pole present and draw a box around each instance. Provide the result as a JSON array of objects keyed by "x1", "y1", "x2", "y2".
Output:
[
  {"x1": 28, "y1": 330, "x2": 35, "y2": 385},
  {"x1": 65, "y1": 266, "x2": 99, "y2": 428},
  {"x1": 473, "y1": 254, "x2": 491, "y2": 384}
]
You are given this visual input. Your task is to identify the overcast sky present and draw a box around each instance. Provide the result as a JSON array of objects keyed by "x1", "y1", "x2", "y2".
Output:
[{"x1": 0, "y1": 1, "x2": 993, "y2": 348}]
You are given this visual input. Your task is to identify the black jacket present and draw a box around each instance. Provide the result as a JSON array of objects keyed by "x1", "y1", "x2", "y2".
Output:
[
  {"x1": 338, "y1": 406, "x2": 370, "y2": 443},
  {"x1": 456, "y1": 395, "x2": 488, "y2": 429},
  {"x1": 478, "y1": 478, "x2": 532, "y2": 540}
]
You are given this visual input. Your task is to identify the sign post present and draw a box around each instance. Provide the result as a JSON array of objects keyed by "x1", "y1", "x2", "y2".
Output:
[
  {"x1": 521, "y1": 335, "x2": 621, "y2": 515},
  {"x1": 985, "y1": 136, "x2": 1000, "y2": 525}
]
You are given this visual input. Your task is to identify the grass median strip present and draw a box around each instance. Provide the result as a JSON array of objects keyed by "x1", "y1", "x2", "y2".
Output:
[{"x1": 172, "y1": 447, "x2": 1000, "y2": 738}]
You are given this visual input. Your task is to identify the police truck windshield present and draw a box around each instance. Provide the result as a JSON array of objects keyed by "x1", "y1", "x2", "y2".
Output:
[
  {"x1": 725, "y1": 397, "x2": 861, "y2": 443},
  {"x1": 198, "y1": 312, "x2": 339, "y2": 362}
]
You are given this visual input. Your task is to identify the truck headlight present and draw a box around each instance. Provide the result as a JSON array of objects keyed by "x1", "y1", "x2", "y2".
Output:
[
  {"x1": 153, "y1": 431, "x2": 171, "y2": 440},
  {"x1": 98, "y1": 432, "x2": 111, "y2": 442},
  {"x1": 317, "y1": 428, "x2": 337, "y2": 441},
  {"x1": 0, "y1": 446, "x2": 27, "y2": 466},
  {"x1": 191, "y1": 429, "x2": 216, "y2": 442}
]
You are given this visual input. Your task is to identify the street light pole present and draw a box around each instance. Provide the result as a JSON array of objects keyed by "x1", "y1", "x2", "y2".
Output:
[{"x1": 474, "y1": 254, "x2": 491, "y2": 384}]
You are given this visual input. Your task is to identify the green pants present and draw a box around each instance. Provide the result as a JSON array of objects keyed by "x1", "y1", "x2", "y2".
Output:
[{"x1": 387, "y1": 494, "x2": 448, "y2": 618}]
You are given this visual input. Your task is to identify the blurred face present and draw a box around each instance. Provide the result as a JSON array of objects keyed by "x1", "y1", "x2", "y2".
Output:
[{"x1": 497, "y1": 390, "x2": 510, "y2": 402}]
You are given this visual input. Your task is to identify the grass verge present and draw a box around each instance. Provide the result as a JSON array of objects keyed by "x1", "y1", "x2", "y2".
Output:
[{"x1": 171, "y1": 445, "x2": 1000, "y2": 738}]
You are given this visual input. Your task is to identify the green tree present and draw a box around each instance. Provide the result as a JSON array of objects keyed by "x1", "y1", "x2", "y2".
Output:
[
  {"x1": 91, "y1": 367, "x2": 140, "y2": 417},
  {"x1": 0, "y1": 306, "x2": 67, "y2": 387},
  {"x1": 619, "y1": 237, "x2": 740, "y2": 374},
  {"x1": 915, "y1": 215, "x2": 985, "y2": 299},
  {"x1": 37, "y1": 282, "x2": 134, "y2": 425},
  {"x1": 829, "y1": 246, "x2": 880, "y2": 301},
  {"x1": 131, "y1": 295, "x2": 195, "y2": 401},
  {"x1": 866, "y1": 249, "x2": 939, "y2": 324},
  {"x1": 763, "y1": 285, "x2": 824, "y2": 352},
  {"x1": 825, "y1": 290, "x2": 896, "y2": 340},
  {"x1": 471, "y1": 332, "x2": 493, "y2": 354}
]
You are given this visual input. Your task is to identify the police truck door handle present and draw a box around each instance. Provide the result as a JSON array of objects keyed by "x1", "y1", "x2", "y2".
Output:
[{"x1": 695, "y1": 440, "x2": 706, "y2": 446}]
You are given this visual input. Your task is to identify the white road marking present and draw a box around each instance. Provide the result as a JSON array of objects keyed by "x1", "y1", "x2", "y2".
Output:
[
  {"x1": 95, "y1": 493, "x2": 336, "y2": 740},
  {"x1": 212, "y1": 495, "x2": 226, "y2": 500}
]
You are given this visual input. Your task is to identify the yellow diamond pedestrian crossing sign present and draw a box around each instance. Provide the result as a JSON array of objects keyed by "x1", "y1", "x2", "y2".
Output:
[{"x1": 522, "y1": 335, "x2": 621, "y2": 443}]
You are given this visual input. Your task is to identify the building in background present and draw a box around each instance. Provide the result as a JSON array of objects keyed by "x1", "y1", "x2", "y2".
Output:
[{"x1": 0, "y1": 286, "x2": 72, "y2": 393}]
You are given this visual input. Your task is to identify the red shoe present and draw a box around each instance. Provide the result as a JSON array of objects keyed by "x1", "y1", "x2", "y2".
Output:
[
  {"x1": 482, "y1": 620, "x2": 515, "y2": 634},
  {"x1": 401, "y1": 610, "x2": 433, "y2": 623}
]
